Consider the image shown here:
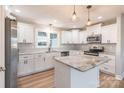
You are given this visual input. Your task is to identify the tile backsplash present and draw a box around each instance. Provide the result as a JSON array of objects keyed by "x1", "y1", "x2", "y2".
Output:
[
  {"x1": 61, "y1": 43, "x2": 116, "y2": 53},
  {"x1": 18, "y1": 43, "x2": 116, "y2": 54}
]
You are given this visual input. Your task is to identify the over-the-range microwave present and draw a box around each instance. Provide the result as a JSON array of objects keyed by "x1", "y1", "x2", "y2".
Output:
[{"x1": 87, "y1": 34, "x2": 102, "y2": 44}]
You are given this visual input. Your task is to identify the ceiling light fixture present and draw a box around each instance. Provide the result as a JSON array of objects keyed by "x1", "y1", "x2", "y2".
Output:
[
  {"x1": 15, "y1": 9, "x2": 21, "y2": 13},
  {"x1": 97, "y1": 16, "x2": 103, "y2": 20},
  {"x1": 72, "y1": 5, "x2": 77, "y2": 21},
  {"x1": 54, "y1": 20, "x2": 57, "y2": 23},
  {"x1": 87, "y1": 5, "x2": 92, "y2": 26}
]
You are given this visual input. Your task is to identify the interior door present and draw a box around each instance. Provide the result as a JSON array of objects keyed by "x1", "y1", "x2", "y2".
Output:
[{"x1": 0, "y1": 5, "x2": 5, "y2": 88}]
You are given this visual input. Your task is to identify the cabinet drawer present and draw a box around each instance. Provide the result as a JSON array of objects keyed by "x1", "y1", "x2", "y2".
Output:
[
  {"x1": 34, "y1": 54, "x2": 43, "y2": 59},
  {"x1": 19, "y1": 55, "x2": 34, "y2": 61},
  {"x1": 100, "y1": 64, "x2": 115, "y2": 74}
]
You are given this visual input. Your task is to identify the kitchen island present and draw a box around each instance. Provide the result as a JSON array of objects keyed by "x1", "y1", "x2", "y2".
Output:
[{"x1": 54, "y1": 55, "x2": 110, "y2": 88}]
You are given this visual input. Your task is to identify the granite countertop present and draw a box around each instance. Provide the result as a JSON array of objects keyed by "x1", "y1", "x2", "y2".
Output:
[{"x1": 54, "y1": 55, "x2": 111, "y2": 72}]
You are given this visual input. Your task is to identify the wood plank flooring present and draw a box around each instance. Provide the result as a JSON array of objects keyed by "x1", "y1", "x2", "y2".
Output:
[{"x1": 17, "y1": 69, "x2": 124, "y2": 88}]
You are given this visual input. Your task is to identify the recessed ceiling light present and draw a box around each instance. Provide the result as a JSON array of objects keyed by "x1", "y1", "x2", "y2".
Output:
[
  {"x1": 54, "y1": 20, "x2": 57, "y2": 23},
  {"x1": 15, "y1": 9, "x2": 21, "y2": 13},
  {"x1": 97, "y1": 16, "x2": 103, "y2": 19}
]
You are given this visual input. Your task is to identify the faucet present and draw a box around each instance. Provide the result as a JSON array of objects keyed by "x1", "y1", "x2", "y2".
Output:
[{"x1": 48, "y1": 39, "x2": 52, "y2": 53}]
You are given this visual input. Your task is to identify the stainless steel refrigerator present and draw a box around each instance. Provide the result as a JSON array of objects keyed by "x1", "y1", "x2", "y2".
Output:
[{"x1": 5, "y1": 17, "x2": 18, "y2": 88}]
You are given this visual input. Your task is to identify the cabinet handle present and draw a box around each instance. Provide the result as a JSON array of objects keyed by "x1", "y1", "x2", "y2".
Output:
[
  {"x1": 23, "y1": 39, "x2": 26, "y2": 43},
  {"x1": 44, "y1": 58, "x2": 45, "y2": 62},
  {"x1": 24, "y1": 60, "x2": 28, "y2": 64},
  {"x1": 104, "y1": 67, "x2": 108, "y2": 70}
]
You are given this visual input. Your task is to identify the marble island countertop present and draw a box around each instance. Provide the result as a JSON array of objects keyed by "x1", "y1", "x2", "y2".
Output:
[{"x1": 54, "y1": 55, "x2": 111, "y2": 72}]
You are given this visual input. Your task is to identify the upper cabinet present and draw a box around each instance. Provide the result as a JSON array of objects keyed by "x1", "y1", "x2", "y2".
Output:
[
  {"x1": 101, "y1": 24, "x2": 117, "y2": 43},
  {"x1": 61, "y1": 31, "x2": 72, "y2": 44},
  {"x1": 79, "y1": 30, "x2": 87, "y2": 44},
  {"x1": 61, "y1": 23, "x2": 117, "y2": 44},
  {"x1": 17, "y1": 22, "x2": 34, "y2": 43},
  {"x1": 71, "y1": 30, "x2": 80, "y2": 44},
  {"x1": 61, "y1": 30, "x2": 80, "y2": 44},
  {"x1": 87, "y1": 24, "x2": 102, "y2": 36}
]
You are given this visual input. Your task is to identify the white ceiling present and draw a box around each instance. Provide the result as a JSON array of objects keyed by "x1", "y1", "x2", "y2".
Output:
[{"x1": 9, "y1": 5, "x2": 124, "y2": 28}]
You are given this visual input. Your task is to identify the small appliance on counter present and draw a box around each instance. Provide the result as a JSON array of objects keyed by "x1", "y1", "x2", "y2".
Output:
[
  {"x1": 61, "y1": 51, "x2": 70, "y2": 56},
  {"x1": 84, "y1": 46, "x2": 104, "y2": 56}
]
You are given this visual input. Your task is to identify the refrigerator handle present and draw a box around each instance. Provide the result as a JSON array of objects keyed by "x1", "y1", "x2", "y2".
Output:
[{"x1": 0, "y1": 66, "x2": 6, "y2": 72}]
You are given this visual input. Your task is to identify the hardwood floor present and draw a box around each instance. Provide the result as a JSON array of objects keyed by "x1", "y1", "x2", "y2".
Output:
[{"x1": 17, "y1": 69, "x2": 124, "y2": 88}]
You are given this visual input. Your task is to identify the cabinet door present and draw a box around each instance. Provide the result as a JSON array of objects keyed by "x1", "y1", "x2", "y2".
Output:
[
  {"x1": 87, "y1": 24, "x2": 101, "y2": 35},
  {"x1": 45, "y1": 53, "x2": 60, "y2": 69},
  {"x1": 24, "y1": 24, "x2": 34, "y2": 43},
  {"x1": 17, "y1": 22, "x2": 25, "y2": 42},
  {"x1": 79, "y1": 30, "x2": 87, "y2": 44},
  {"x1": 101, "y1": 27, "x2": 109, "y2": 43},
  {"x1": 26, "y1": 59, "x2": 34, "y2": 74},
  {"x1": 99, "y1": 54, "x2": 115, "y2": 74},
  {"x1": 34, "y1": 54, "x2": 46, "y2": 72},
  {"x1": 61, "y1": 31, "x2": 72, "y2": 44},
  {"x1": 71, "y1": 30, "x2": 79, "y2": 43},
  {"x1": 45, "y1": 53, "x2": 54, "y2": 69},
  {"x1": 18, "y1": 60, "x2": 26, "y2": 76},
  {"x1": 17, "y1": 22, "x2": 34, "y2": 43},
  {"x1": 101, "y1": 24, "x2": 117, "y2": 43}
]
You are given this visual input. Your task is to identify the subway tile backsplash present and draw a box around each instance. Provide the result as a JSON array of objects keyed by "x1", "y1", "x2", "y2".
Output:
[{"x1": 19, "y1": 43, "x2": 116, "y2": 54}]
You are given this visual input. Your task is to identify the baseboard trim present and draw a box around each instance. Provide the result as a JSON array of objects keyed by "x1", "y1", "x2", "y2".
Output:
[{"x1": 116, "y1": 72, "x2": 124, "y2": 80}]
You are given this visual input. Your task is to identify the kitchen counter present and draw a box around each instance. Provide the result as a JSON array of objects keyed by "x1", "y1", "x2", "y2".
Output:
[
  {"x1": 54, "y1": 55, "x2": 111, "y2": 88},
  {"x1": 54, "y1": 55, "x2": 110, "y2": 72},
  {"x1": 99, "y1": 52, "x2": 116, "y2": 56}
]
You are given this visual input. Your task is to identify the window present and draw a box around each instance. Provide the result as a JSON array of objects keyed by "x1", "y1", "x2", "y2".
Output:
[
  {"x1": 36, "y1": 31, "x2": 48, "y2": 48},
  {"x1": 50, "y1": 33, "x2": 58, "y2": 48}
]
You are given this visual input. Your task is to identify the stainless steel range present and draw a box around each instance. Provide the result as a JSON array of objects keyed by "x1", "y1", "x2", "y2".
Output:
[{"x1": 84, "y1": 46, "x2": 104, "y2": 56}]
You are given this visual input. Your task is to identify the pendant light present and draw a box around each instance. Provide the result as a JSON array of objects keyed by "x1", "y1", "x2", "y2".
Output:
[
  {"x1": 87, "y1": 5, "x2": 92, "y2": 26},
  {"x1": 72, "y1": 5, "x2": 77, "y2": 21}
]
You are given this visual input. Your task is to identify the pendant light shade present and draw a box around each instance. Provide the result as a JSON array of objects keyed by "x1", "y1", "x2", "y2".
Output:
[
  {"x1": 72, "y1": 5, "x2": 77, "y2": 21},
  {"x1": 87, "y1": 5, "x2": 92, "y2": 26}
]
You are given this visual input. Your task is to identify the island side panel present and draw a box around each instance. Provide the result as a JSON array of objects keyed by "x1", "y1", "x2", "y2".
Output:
[
  {"x1": 54, "y1": 61, "x2": 71, "y2": 88},
  {"x1": 70, "y1": 67, "x2": 100, "y2": 88}
]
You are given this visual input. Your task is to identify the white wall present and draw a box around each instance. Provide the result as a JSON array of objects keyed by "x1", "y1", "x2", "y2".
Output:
[
  {"x1": 116, "y1": 14, "x2": 124, "y2": 80},
  {"x1": 0, "y1": 5, "x2": 5, "y2": 88}
]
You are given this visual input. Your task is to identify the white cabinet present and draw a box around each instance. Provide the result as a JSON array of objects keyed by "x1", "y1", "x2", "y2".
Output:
[
  {"x1": 87, "y1": 24, "x2": 101, "y2": 35},
  {"x1": 18, "y1": 54, "x2": 34, "y2": 76},
  {"x1": 61, "y1": 30, "x2": 80, "y2": 44},
  {"x1": 61, "y1": 31, "x2": 72, "y2": 44},
  {"x1": 45, "y1": 52, "x2": 60, "y2": 69},
  {"x1": 71, "y1": 30, "x2": 80, "y2": 44},
  {"x1": 99, "y1": 54, "x2": 115, "y2": 74},
  {"x1": 101, "y1": 24, "x2": 117, "y2": 43},
  {"x1": 17, "y1": 22, "x2": 34, "y2": 43},
  {"x1": 34, "y1": 53, "x2": 46, "y2": 72},
  {"x1": 79, "y1": 30, "x2": 87, "y2": 44},
  {"x1": 18, "y1": 52, "x2": 60, "y2": 76}
]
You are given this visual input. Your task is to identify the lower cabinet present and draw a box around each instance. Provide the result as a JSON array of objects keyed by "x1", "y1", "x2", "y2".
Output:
[
  {"x1": 34, "y1": 53, "x2": 46, "y2": 72},
  {"x1": 18, "y1": 54, "x2": 34, "y2": 76},
  {"x1": 99, "y1": 54, "x2": 115, "y2": 74},
  {"x1": 18, "y1": 52, "x2": 60, "y2": 77}
]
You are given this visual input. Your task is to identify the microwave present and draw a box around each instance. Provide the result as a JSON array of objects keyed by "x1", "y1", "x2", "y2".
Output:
[{"x1": 87, "y1": 34, "x2": 102, "y2": 43}]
